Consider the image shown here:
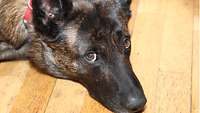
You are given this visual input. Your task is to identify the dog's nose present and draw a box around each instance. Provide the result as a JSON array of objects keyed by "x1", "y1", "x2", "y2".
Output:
[{"x1": 126, "y1": 96, "x2": 147, "y2": 112}]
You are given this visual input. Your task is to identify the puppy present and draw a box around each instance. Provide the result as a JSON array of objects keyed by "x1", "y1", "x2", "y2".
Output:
[{"x1": 0, "y1": 0, "x2": 146, "y2": 113}]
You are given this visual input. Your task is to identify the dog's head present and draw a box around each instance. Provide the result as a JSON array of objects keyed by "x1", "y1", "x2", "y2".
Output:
[{"x1": 29, "y1": 0, "x2": 146, "y2": 112}]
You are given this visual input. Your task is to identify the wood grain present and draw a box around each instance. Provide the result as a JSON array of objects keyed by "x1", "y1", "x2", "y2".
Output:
[
  {"x1": 128, "y1": 0, "x2": 139, "y2": 34},
  {"x1": 192, "y1": 0, "x2": 199, "y2": 112},
  {"x1": 80, "y1": 94, "x2": 112, "y2": 113},
  {"x1": 131, "y1": 0, "x2": 195, "y2": 113},
  {"x1": 45, "y1": 80, "x2": 87, "y2": 113},
  {"x1": 0, "y1": 61, "x2": 30, "y2": 113},
  {"x1": 9, "y1": 67, "x2": 56, "y2": 113}
]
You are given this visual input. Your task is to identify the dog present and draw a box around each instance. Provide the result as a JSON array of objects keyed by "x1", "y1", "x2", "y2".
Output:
[{"x1": 0, "y1": 0, "x2": 146, "y2": 113}]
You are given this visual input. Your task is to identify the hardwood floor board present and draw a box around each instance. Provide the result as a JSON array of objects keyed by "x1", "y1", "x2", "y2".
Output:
[
  {"x1": 9, "y1": 68, "x2": 56, "y2": 113},
  {"x1": 131, "y1": 0, "x2": 195, "y2": 113},
  {"x1": 192, "y1": 0, "x2": 199, "y2": 112},
  {"x1": 80, "y1": 94, "x2": 112, "y2": 113},
  {"x1": 158, "y1": 0, "x2": 194, "y2": 73},
  {"x1": 155, "y1": 71, "x2": 191, "y2": 113},
  {"x1": 130, "y1": 12, "x2": 165, "y2": 113},
  {"x1": 0, "y1": 61, "x2": 30, "y2": 113},
  {"x1": 45, "y1": 80, "x2": 87, "y2": 113}
]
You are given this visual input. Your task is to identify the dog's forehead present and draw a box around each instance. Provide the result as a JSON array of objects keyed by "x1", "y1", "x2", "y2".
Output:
[
  {"x1": 72, "y1": 0, "x2": 94, "y2": 13},
  {"x1": 62, "y1": 23, "x2": 112, "y2": 56},
  {"x1": 61, "y1": 0, "x2": 123, "y2": 54},
  {"x1": 71, "y1": 0, "x2": 119, "y2": 14}
]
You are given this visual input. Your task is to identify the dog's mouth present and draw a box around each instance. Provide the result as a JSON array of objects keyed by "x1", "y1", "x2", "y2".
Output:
[
  {"x1": 113, "y1": 102, "x2": 146, "y2": 113},
  {"x1": 110, "y1": 105, "x2": 145, "y2": 113},
  {"x1": 129, "y1": 106, "x2": 146, "y2": 113}
]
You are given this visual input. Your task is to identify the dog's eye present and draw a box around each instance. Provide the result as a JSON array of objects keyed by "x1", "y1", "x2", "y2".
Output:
[
  {"x1": 48, "y1": 13, "x2": 55, "y2": 19},
  {"x1": 123, "y1": 38, "x2": 131, "y2": 49},
  {"x1": 84, "y1": 51, "x2": 97, "y2": 63}
]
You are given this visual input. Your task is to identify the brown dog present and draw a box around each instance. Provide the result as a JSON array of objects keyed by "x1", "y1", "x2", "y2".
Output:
[{"x1": 0, "y1": 0, "x2": 146, "y2": 113}]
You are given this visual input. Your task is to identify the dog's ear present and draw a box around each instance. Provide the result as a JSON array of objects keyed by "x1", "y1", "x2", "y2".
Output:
[
  {"x1": 32, "y1": 0, "x2": 73, "y2": 39},
  {"x1": 118, "y1": 0, "x2": 131, "y2": 8},
  {"x1": 118, "y1": 0, "x2": 131, "y2": 17}
]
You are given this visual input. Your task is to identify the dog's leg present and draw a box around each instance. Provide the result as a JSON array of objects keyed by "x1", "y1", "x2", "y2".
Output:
[
  {"x1": 0, "y1": 42, "x2": 14, "y2": 51},
  {"x1": 0, "y1": 42, "x2": 29, "y2": 61}
]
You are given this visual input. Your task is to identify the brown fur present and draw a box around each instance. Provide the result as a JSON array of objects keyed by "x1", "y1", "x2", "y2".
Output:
[
  {"x1": 0, "y1": 0, "x2": 28, "y2": 47},
  {"x1": 0, "y1": 0, "x2": 146, "y2": 112}
]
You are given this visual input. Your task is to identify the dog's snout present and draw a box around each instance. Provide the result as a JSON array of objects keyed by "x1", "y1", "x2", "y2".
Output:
[{"x1": 126, "y1": 96, "x2": 147, "y2": 112}]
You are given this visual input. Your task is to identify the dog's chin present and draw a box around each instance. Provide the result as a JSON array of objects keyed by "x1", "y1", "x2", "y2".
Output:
[
  {"x1": 113, "y1": 109, "x2": 143, "y2": 113},
  {"x1": 109, "y1": 106, "x2": 145, "y2": 113},
  {"x1": 94, "y1": 98, "x2": 145, "y2": 113}
]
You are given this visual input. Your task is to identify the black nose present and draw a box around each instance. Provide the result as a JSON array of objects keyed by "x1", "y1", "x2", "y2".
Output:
[{"x1": 126, "y1": 96, "x2": 147, "y2": 111}]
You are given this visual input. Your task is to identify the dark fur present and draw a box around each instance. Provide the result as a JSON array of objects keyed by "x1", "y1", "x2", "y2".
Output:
[{"x1": 0, "y1": 0, "x2": 146, "y2": 113}]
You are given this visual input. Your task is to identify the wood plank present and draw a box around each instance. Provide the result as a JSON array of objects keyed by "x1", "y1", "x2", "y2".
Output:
[
  {"x1": 131, "y1": 0, "x2": 194, "y2": 113},
  {"x1": 155, "y1": 71, "x2": 191, "y2": 113},
  {"x1": 80, "y1": 94, "x2": 112, "y2": 113},
  {"x1": 9, "y1": 68, "x2": 56, "y2": 113},
  {"x1": 0, "y1": 61, "x2": 30, "y2": 113},
  {"x1": 128, "y1": 0, "x2": 139, "y2": 34},
  {"x1": 158, "y1": 0, "x2": 194, "y2": 73},
  {"x1": 45, "y1": 80, "x2": 87, "y2": 113},
  {"x1": 192, "y1": 0, "x2": 199, "y2": 112},
  {"x1": 130, "y1": 2, "x2": 165, "y2": 113},
  {"x1": 153, "y1": 0, "x2": 193, "y2": 112}
]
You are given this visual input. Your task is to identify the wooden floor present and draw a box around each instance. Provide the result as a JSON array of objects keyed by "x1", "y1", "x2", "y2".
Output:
[{"x1": 0, "y1": 0, "x2": 199, "y2": 113}]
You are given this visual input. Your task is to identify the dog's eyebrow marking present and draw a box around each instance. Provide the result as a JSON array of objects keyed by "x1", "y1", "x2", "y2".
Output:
[
  {"x1": 72, "y1": 0, "x2": 94, "y2": 13},
  {"x1": 64, "y1": 26, "x2": 79, "y2": 47}
]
